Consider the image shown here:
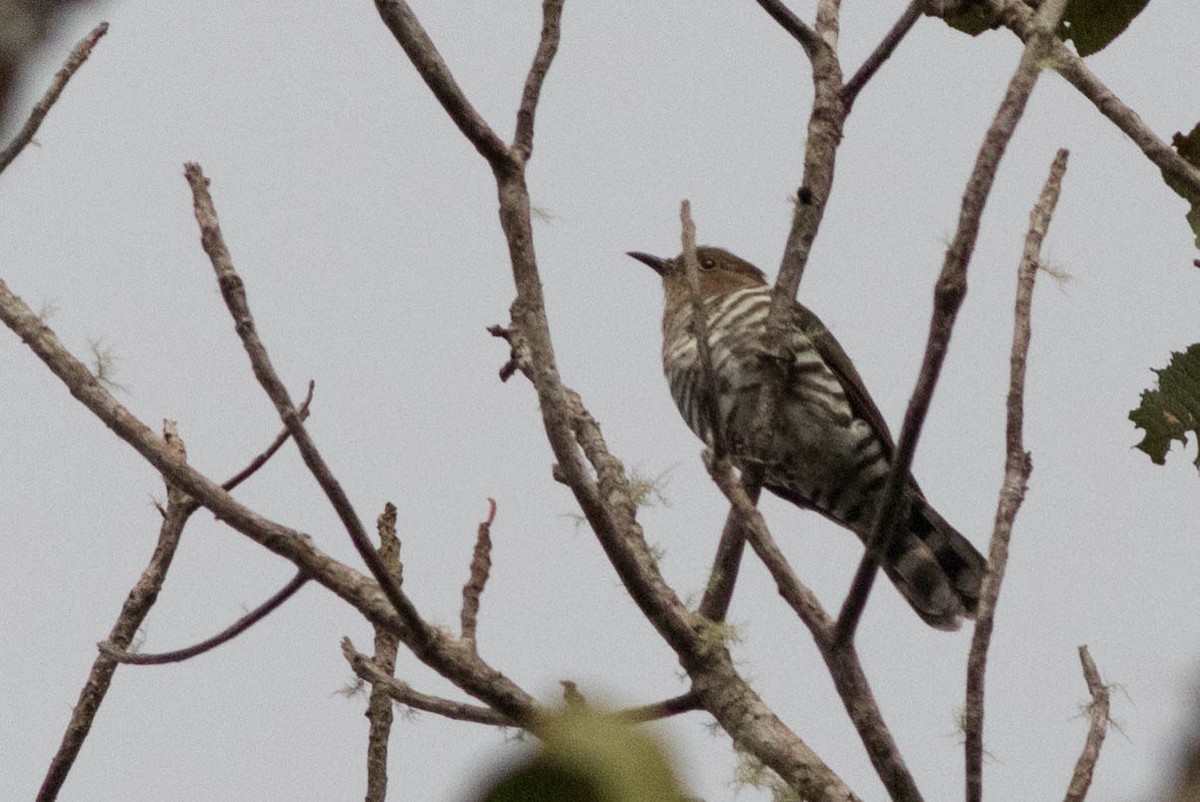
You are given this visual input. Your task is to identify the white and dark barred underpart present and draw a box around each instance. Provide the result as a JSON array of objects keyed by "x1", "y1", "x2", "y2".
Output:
[{"x1": 662, "y1": 285, "x2": 985, "y2": 630}]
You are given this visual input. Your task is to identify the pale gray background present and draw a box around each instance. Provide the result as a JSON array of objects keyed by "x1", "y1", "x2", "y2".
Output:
[{"x1": 2, "y1": 2, "x2": 1198, "y2": 800}]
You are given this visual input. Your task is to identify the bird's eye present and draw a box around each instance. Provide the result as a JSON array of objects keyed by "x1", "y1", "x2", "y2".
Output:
[{"x1": 700, "y1": 258, "x2": 716, "y2": 271}]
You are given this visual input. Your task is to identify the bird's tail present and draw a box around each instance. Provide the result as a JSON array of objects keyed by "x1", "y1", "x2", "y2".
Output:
[{"x1": 879, "y1": 492, "x2": 988, "y2": 631}]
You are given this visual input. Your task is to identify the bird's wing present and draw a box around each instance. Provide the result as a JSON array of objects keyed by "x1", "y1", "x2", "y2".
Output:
[{"x1": 792, "y1": 302, "x2": 897, "y2": 459}]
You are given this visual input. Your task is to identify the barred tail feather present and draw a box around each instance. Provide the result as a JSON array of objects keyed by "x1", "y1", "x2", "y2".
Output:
[{"x1": 881, "y1": 493, "x2": 987, "y2": 630}]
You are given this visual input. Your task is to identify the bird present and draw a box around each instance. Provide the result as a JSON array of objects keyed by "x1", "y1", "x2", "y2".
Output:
[{"x1": 628, "y1": 246, "x2": 986, "y2": 630}]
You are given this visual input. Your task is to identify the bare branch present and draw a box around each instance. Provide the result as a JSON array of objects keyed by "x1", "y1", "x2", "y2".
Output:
[
  {"x1": 840, "y1": 0, "x2": 922, "y2": 113},
  {"x1": 706, "y1": 457, "x2": 830, "y2": 634},
  {"x1": 696, "y1": 491, "x2": 760, "y2": 621},
  {"x1": 706, "y1": 457, "x2": 924, "y2": 802},
  {"x1": 372, "y1": 0, "x2": 511, "y2": 170},
  {"x1": 99, "y1": 572, "x2": 308, "y2": 666},
  {"x1": 679, "y1": 202, "x2": 723, "y2": 460},
  {"x1": 366, "y1": 504, "x2": 403, "y2": 802},
  {"x1": 619, "y1": 691, "x2": 703, "y2": 724},
  {"x1": 754, "y1": 0, "x2": 821, "y2": 59},
  {"x1": 964, "y1": 148, "x2": 1067, "y2": 801},
  {"x1": 349, "y1": 634, "x2": 704, "y2": 730},
  {"x1": 834, "y1": 0, "x2": 1069, "y2": 646},
  {"x1": 183, "y1": 162, "x2": 434, "y2": 654},
  {"x1": 460, "y1": 498, "x2": 497, "y2": 650},
  {"x1": 374, "y1": 5, "x2": 860, "y2": 795},
  {"x1": 0, "y1": 272, "x2": 539, "y2": 726},
  {"x1": 1063, "y1": 646, "x2": 1111, "y2": 802},
  {"x1": 0, "y1": 22, "x2": 108, "y2": 174},
  {"x1": 512, "y1": 0, "x2": 564, "y2": 160},
  {"x1": 985, "y1": 0, "x2": 1200, "y2": 201},
  {"x1": 701, "y1": 0, "x2": 847, "y2": 626},
  {"x1": 221, "y1": 380, "x2": 314, "y2": 491},
  {"x1": 38, "y1": 420, "x2": 191, "y2": 802},
  {"x1": 343, "y1": 638, "x2": 515, "y2": 727}
]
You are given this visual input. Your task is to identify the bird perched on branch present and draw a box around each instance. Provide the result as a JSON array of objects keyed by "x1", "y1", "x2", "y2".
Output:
[{"x1": 628, "y1": 246, "x2": 986, "y2": 630}]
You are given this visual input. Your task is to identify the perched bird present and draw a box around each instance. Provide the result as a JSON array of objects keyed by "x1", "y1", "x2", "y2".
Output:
[{"x1": 628, "y1": 246, "x2": 986, "y2": 630}]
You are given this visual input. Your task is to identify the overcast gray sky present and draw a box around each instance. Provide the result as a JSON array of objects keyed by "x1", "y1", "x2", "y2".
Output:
[{"x1": 3, "y1": 2, "x2": 1198, "y2": 800}]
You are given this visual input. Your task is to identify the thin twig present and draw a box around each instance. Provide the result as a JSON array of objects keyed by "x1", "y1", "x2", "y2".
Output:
[
  {"x1": 37, "y1": 421, "x2": 191, "y2": 802},
  {"x1": 0, "y1": 22, "x2": 108, "y2": 174},
  {"x1": 618, "y1": 691, "x2": 704, "y2": 723},
  {"x1": 964, "y1": 148, "x2": 1067, "y2": 802},
  {"x1": 1063, "y1": 646, "x2": 1111, "y2": 802},
  {"x1": 98, "y1": 572, "x2": 308, "y2": 665},
  {"x1": 373, "y1": 0, "x2": 511, "y2": 169},
  {"x1": 222, "y1": 380, "x2": 315, "y2": 491},
  {"x1": 366, "y1": 504, "x2": 404, "y2": 802},
  {"x1": 460, "y1": 498, "x2": 496, "y2": 651},
  {"x1": 696, "y1": 489, "x2": 760, "y2": 622},
  {"x1": 348, "y1": 634, "x2": 703, "y2": 729},
  {"x1": 833, "y1": 0, "x2": 1070, "y2": 647},
  {"x1": 183, "y1": 162, "x2": 433, "y2": 654},
  {"x1": 754, "y1": 0, "x2": 821, "y2": 59},
  {"x1": 840, "y1": 0, "x2": 922, "y2": 113},
  {"x1": 343, "y1": 638, "x2": 515, "y2": 727},
  {"x1": 512, "y1": 0, "x2": 564, "y2": 161},
  {"x1": 679, "y1": 202, "x2": 724, "y2": 460}
]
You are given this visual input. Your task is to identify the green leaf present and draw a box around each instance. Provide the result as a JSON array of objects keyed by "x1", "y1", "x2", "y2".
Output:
[
  {"x1": 1060, "y1": 0, "x2": 1151, "y2": 57},
  {"x1": 1129, "y1": 344, "x2": 1200, "y2": 472},
  {"x1": 480, "y1": 708, "x2": 688, "y2": 802}
]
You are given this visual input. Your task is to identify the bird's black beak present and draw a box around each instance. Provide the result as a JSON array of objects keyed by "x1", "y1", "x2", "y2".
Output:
[{"x1": 626, "y1": 251, "x2": 668, "y2": 276}]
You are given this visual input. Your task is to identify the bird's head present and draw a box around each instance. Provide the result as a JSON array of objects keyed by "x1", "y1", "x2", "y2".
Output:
[{"x1": 627, "y1": 247, "x2": 768, "y2": 303}]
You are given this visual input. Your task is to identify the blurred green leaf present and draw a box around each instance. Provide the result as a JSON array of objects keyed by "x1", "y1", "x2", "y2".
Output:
[{"x1": 478, "y1": 707, "x2": 688, "y2": 802}]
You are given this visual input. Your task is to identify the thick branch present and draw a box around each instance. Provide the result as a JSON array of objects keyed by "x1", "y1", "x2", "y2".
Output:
[
  {"x1": 964, "y1": 147, "x2": 1067, "y2": 801},
  {"x1": 0, "y1": 22, "x2": 107, "y2": 174},
  {"x1": 834, "y1": 0, "x2": 1067, "y2": 645}
]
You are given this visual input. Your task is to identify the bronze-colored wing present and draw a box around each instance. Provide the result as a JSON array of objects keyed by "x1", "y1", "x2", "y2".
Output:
[{"x1": 792, "y1": 301, "x2": 897, "y2": 461}]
